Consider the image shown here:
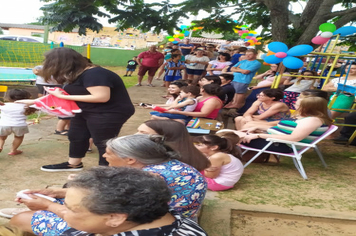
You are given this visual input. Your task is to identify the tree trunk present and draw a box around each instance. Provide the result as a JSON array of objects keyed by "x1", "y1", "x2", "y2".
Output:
[
  {"x1": 296, "y1": 0, "x2": 336, "y2": 45},
  {"x1": 263, "y1": 0, "x2": 290, "y2": 42}
]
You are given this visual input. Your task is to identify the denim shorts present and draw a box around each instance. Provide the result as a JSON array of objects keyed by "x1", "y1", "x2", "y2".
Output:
[{"x1": 231, "y1": 81, "x2": 249, "y2": 94}]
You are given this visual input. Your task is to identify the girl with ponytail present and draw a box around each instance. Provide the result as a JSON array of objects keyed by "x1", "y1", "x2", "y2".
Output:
[{"x1": 193, "y1": 133, "x2": 244, "y2": 191}]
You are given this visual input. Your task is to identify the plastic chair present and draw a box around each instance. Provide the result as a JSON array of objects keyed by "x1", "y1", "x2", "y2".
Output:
[
  {"x1": 240, "y1": 125, "x2": 338, "y2": 180},
  {"x1": 0, "y1": 86, "x2": 8, "y2": 101}
]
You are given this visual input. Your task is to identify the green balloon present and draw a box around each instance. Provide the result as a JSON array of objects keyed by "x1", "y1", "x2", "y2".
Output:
[{"x1": 319, "y1": 23, "x2": 336, "y2": 32}]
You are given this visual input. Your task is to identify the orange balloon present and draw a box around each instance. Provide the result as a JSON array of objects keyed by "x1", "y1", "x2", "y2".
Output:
[{"x1": 263, "y1": 50, "x2": 275, "y2": 66}]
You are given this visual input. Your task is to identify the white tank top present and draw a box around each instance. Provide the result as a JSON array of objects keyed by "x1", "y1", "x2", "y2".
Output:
[{"x1": 214, "y1": 154, "x2": 244, "y2": 186}]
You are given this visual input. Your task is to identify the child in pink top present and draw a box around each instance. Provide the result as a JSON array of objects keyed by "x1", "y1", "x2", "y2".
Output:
[{"x1": 193, "y1": 132, "x2": 244, "y2": 191}]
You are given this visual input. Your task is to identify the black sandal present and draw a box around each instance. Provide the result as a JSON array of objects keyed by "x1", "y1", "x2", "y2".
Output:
[{"x1": 54, "y1": 130, "x2": 68, "y2": 135}]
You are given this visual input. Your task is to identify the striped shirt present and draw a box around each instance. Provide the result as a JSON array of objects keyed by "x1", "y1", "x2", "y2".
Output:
[
  {"x1": 60, "y1": 210, "x2": 208, "y2": 236},
  {"x1": 165, "y1": 61, "x2": 185, "y2": 76}
]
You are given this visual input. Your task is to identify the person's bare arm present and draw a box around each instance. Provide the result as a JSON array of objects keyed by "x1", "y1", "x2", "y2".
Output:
[
  {"x1": 166, "y1": 98, "x2": 220, "y2": 117},
  {"x1": 231, "y1": 66, "x2": 251, "y2": 74},
  {"x1": 243, "y1": 101, "x2": 260, "y2": 121},
  {"x1": 322, "y1": 81, "x2": 337, "y2": 91},
  {"x1": 44, "y1": 86, "x2": 110, "y2": 103},
  {"x1": 136, "y1": 57, "x2": 143, "y2": 66}
]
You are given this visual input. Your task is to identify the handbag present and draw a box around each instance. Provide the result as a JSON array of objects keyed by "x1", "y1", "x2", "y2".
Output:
[{"x1": 186, "y1": 117, "x2": 224, "y2": 131}]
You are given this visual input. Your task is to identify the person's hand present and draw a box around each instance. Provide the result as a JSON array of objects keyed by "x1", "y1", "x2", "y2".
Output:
[
  {"x1": 18, "y1": 195, "x2": 55, "y2": 211},
  {"x1": 242, "y1": 133, "x2": 259, "y2": 143},
  {"x1": 0, "y1": 101, "x2": 4, "y2": 106},
  {"x1": 14, "y1": 99, "x2": 35, "y2": 105},
  {"x1": 44, "y1": 87, "x2": 65, "y2": 98},
  {"x1": 240, "y1": 127, "x2": 258, "y2": 133},
  {"x1": 21, "y1": 188, "x2": 65, "y2": 199}
]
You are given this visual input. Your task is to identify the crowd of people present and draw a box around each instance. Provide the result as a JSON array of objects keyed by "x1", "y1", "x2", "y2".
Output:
[{"x1": 0, "y1": 39, "x2": 355, "y2": 236}]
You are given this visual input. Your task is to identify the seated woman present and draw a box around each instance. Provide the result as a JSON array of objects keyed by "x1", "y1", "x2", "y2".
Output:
[
  {"x1": 18, "y1": 167, "x2": 208, "y2": 236},
  {"x1": 150, "y1": 85, "x2": 200, "y2": 124},
  {"x1": 156, "y1": 80, "x2": 188, "y2": 105},
  {"x1": 10, "y1": 135, "x2": 207, "y2": 236},
  {"x1": 193, "y1": 133, "x2": 244, "y2": 191},
  {"x1": 283, "y1": 70, "x2": 319, "y2": 109},
  {"x1": 322, "y1": 63, "x2": 356, "y2": 118},
  {"x1": 237, "y1": 64, "x2": 290, "y2": 114},
  {"x1": 234, "y1": 89, "x2": 290, "y2": 130},
  {"x1": 240, "y1": 96, "x2": 332, "y2": 152},
  {"x1": 164, "y1": 84, "x2": 223, "y2": 120},
  {"x1": 137, "y1": 120, "x2": 211, "y2": 171}
]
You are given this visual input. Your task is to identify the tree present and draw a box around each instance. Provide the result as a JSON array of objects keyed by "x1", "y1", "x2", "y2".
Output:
[{"x1": 39, "y1": 0, "x2": 356, "y2": 46}]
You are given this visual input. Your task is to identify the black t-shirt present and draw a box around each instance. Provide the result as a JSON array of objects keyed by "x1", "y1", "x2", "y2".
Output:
[
  {"x1": 127, "y1": 60, "x2": 138, "y2": 69},
  {"x1": 221, "y1": 83, "x2": 235, "y2": 105},
  {"x1": 64, "y1": 67, "x2": 135, "y2": 116}
]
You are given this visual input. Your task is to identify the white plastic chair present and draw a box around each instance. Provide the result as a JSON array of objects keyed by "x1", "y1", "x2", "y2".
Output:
[{"x1": 240, "y1": 125, "x2": 338, "y2": 180}]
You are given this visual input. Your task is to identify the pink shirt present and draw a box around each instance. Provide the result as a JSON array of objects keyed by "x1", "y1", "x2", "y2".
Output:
[
  {"x1": 214, "y1": 154, "x2": 244, "y2": 186},
  {"x1": 194, "y1": 96, "x2": 223, "y2": 119},
  {"x1": 138, "y1": 51, "x2": 164, "y2": 67}
]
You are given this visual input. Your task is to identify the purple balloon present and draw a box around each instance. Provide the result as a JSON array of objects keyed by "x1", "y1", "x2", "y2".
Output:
[
  {"x1": 264, "y1": 55, "x2": 284, "y2": 64},
  {"x1": 283, "y1": 56, "x2": 304, "y2": 69},
  {"x1": 268, "y1": 42, "x2": 288, "y2": 53},
  {"x1": 287, "y1": 45, "x2": 313, "y2": 56}
]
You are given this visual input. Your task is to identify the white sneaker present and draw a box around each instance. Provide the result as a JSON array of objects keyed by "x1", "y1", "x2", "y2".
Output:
[{"x1": 0, "y1": 208, "x2": 30, "y2": 218}]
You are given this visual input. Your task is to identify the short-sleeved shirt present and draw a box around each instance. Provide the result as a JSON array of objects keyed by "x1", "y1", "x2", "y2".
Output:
[
  {"x1": 126, "y1": 60, "x2": 138, "y2": 69},
  {"x1": 63, "y1": 67, "x2": 135, "y2": 115},
  {"x1": 185, "y1": 55, "x2": 210, "y2": 70},
  {"x1": 208, "y1": 60, "x2": 232, "y2": 75},
  {"x1": 165, "y1": 61, "x2": 185, "y2": 77},
  {"x1": 0, "y1": 103, "x2": 27, "y2": 126},
  {"x1": 178, "y1": 43, "x2": 195, "y2": 55},
  {"x1": 221, "y1": 83, "x2": 236, "y2": 105},
  {"x1": 143, "y1": 159, "x2": 207, "y2": 219},
  {"x1": 138, "y1": 51, "x2": 164, "y2": 67},
  {"x1": 233, "y1": 59, "x2": 262, "y2": 84}
]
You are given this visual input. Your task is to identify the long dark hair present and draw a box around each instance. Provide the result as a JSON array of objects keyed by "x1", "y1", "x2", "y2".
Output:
[
  {"x1": 144, "y1": 120, "x2": 211, "y2": 171},
  {"x1": 42, "y1": 48, "x2": 90, "y2": 84}
]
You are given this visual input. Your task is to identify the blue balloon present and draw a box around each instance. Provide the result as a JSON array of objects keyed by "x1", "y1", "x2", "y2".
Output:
[
  {"x1": 172, "y1": 40, "x2": 178, "y2": 44},
  {"x1": 268, "y1": 42, "x2": 288, "y2": 53},
  {"x1": 180, "y1": 25, "x2": 187, "y2": 30},
  {"x1": 248, "y1": 33, "x2": 254, "y2": 36},
  {"x1": 283, "y1": 56, "x2": 303, "y2": 69},
  {"x1": 287, "y1": 44, "x2": 313, "y2": 56},
  {"x1": 264, "y1": 55, "x2": 283, "y2": 64},
  {"x1": 184, "y1": 31, "x2": 190, "y2": 36},
  {"x1": 333, "y1": 26, "x2": 356, "y2": 36},
  {"x1": 233, "y1": 20, "x2": 238, "y2": 23}
]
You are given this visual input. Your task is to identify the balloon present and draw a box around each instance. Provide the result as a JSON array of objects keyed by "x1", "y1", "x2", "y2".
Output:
[
  {"x1": 283, "y1": 56, "x2": 304, "y2": 69},
  {"x1": 173, "y1": 34, "x2": 178, "y2": 38},
  {"x1": 246, "y1": 36, "x2": 251, "y2": 39},
  {"x1": 242, "y1": 25, "x2": 249, "y2": 28},
  {"x1": 320, "y1": 31, "x2": 333, "y2": 38},
  {"x1": 257, "y1": 37, "x2": 262, "y2": 40},
  {"x1": 255, "y1": 42, "x2": 262, "y2": 45},
  {"x1": 241, "y1": 27, "x2": 246, "y2": 30},
  {"x1": 311, "y1": 35, "x2": 329, "y2": 44},
  {"x1": 249, "y1": 31, "x2": 258, "y2": 34},
  {"x1": 180, "y1": 25, "x2": 187, "y2": 30},
  {"x1": 264, "y1": 55, "x2": 283, "y2": 64},
  {"x1": 178, "y1": 33, "x2": 184, "y2": 37},
  {"x1": 184, "y1": 31, "x2": 190, "y2": 36},
  {"x1": 174, "y1": 38, "x2": 180, "y2": 41},
  {"x1": 248, "y1": 33, "x2": 254, "y2": 36},
  {"x1": 227, "y1": 20, "x2": 231, "y2": 23},
  {"x1": 287, "y1": 44, "x2": 313, "y2": 56},
  {"x1": 166, "y1": 36, "x2": 173, "y2": 39},
  {"x1": 172, "y1": 40, "x2": 178, "y2": 44},
  {"x1": 333, "y1": 26, "x2": 356, "y2": 36},
  {"x1": 268, "y1": 42, "x2": 288, "y2": 53},
  {"x1": 260, "y1": 53, "x2": 267, "y2": 59},
  {"x1": 275, "y1": 52, "x2": 287, "y2": 58},
  {"x1": 242, "y1": 33, "x2": 249, "y2": 37},
  {"x1": 168, "y1": 38, "x2": 174, "y2": 42},
  {"x1": 319, "y1": 23, "x2": 336, "y2": 32},
  {"x1": 250, "y1": 42, "x2": 255, "y2": 46},
  {"x1": 233, "y1": 20, "x2": 238, "y2": 23},
  {"x1": 178, "y1": 36, "x2": 184, "y2": 39}
]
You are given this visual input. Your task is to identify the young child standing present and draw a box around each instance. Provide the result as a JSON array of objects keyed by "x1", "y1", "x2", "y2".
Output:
[
  {"x1": 124, "y1": 56, "x2": 138, "y2": 77},
  {"x1": 193, "y1": 133, "x2": 244, "y2": 191},
  {"x1": 0, "y1": 89, "x2": 37, "y2": 155},
  {"x1": 164, "y1": 54, "x2": 185, "y2": 87},
  {"x1": 150, "y1": 85, "x2": 200, "y2": 123}
]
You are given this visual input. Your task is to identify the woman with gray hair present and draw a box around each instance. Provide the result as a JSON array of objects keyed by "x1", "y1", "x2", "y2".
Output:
[
  {"x1": 10, "y1": 135, "x2": 207, "y2": 236},
  {"x1": 13, "y1": 167, "x2": 208, "y2": 236}
]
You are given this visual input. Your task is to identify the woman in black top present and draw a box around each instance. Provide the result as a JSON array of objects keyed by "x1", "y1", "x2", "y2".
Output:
[{"x1": 20, "y1": 48, "x2": 135, "y2": 170}]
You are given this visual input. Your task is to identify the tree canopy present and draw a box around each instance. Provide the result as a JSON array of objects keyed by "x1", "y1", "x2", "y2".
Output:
[{"x1": 40, "y1": 0, "x2": 356, "y2": 46}]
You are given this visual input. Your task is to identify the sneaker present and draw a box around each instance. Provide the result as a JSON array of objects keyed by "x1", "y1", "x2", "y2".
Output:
[
  {"x1": 147, "y1": 84, "x2": 155, "y2": 87},
  {"x1": 0, "y1": 208, "x2": 30, "y2": 219},
  {"x1": 135, "y1": 83, "x2": 142, "y2": 86},
  {"x1": 41, "y1": 162, "x2": 83, "y2": 172}
]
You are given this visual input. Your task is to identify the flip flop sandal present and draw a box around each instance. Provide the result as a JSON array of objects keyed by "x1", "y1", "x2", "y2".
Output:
[
  {"x1": 54, "y1": 130, "x2": 68, "y2": 135},
  {"x1": 8, "y1": 150, "x2": 23, "y2": 155}
]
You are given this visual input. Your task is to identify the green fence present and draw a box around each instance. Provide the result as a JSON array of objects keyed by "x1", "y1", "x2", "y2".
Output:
[{"x1": 0, "y1": 40, "x2": 145, "y2": 68}]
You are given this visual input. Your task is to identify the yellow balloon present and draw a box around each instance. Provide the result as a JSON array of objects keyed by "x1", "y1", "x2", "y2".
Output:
[
  {"x1": 168, "y1": 38, "x2": 174, "y2": 42},
  {"x1": 256, "y1": 37, "x2": 262, "y2": 40},
  {"x1": 173, "y1": 34, "x2": 178, "y2": 38},
  {"x1": 249, "y1": 31, "x2": 258, "y2": 34}
]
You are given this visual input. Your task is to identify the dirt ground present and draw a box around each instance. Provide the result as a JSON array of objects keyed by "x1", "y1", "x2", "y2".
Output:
[{"x1": 1, "y1": 79, "x2": 356, "y2": 236}]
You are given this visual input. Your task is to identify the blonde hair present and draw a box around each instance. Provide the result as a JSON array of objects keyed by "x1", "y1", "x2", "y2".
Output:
[
  {"x1": 293, "y1": 96, "x2": 332, "y2": 125},
  {"x1": 0, "y1": 225, "x2": 23, "y2": 236}
]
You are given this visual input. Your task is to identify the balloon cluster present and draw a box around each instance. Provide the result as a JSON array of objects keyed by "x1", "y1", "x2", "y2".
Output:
[
  {"x1": 234, "y1": 25, "x2": 261, "y2": 46},
  {"x1": 312, "y1": 22, "x2": 356, "y2": 45},
  {"x1": 166, "y1": 25, "x2": 191, "y2": 44},
  {"x1": 263, "y1": 42, "x2": 313, "y2": 69}
]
